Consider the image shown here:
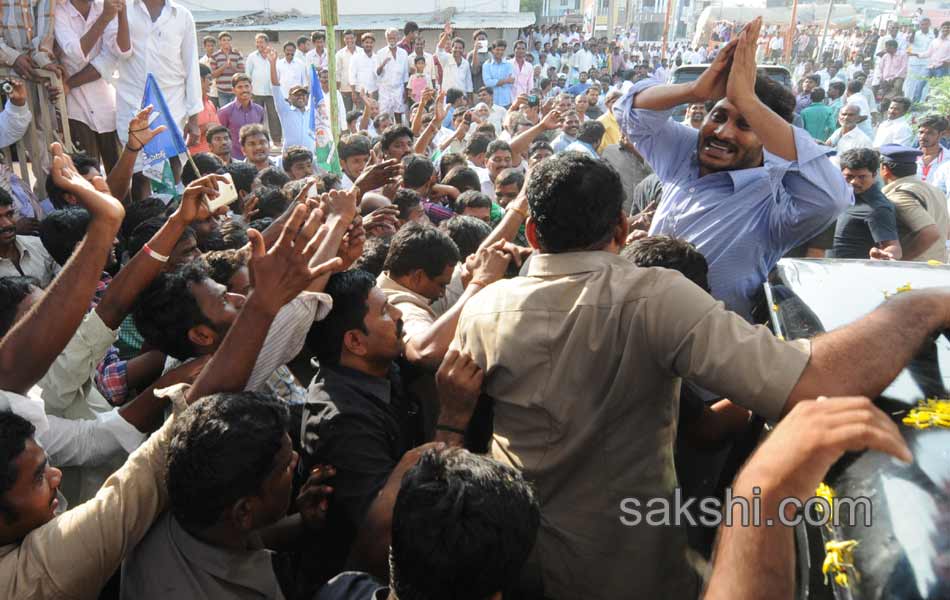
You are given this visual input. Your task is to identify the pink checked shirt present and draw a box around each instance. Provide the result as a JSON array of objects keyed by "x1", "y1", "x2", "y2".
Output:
[{"x1": 510, "y1": 57, "x2": 535, "y2": 97}]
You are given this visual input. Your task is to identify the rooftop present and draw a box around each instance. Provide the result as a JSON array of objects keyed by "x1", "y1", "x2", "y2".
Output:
[{"x1": 200, "y1": 11, "x2": 537, "y2": 32}]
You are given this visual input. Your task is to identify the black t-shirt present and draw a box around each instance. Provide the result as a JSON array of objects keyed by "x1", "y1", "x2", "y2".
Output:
[{"x1": 832, "y1": 185, "x2": 899, "y2": 259}]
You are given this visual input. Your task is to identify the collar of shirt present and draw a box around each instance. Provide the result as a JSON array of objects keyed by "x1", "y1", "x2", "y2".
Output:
[
  {"x1": 378, "y1": 272, "x2": 437, "y2": 318},
  {"x1": 316, "y1": 363, "x2": 396, "y2": 406},
  {"x1": 526, "y1": 250, "x2": 626, "y2": 278},
  {"x1": 165, "y1": 514, "x2": 283, "y2": 597}
]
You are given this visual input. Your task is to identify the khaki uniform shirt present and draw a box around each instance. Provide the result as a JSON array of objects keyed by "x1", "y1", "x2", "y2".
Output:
[
  {"x1": 882, "y1": 175, "x2": 950, "y2": 262},
  {"x1": 455, "y1": 251, "x2": 811, "y2": 600},
  {"x1": 0, "y1": 399, "x2": 180, "y2": 599},
  {"x1": 377, "y1": 272, "x2": 437, "y2": 343}
]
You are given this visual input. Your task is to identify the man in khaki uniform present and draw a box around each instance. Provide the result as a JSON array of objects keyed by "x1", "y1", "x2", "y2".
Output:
[
  {"x1": 879, "y1": 144, "x2": 950, "y2": 262},
  {"x1": 455, "y1": 152, "x2": 950, "y2": 600}
]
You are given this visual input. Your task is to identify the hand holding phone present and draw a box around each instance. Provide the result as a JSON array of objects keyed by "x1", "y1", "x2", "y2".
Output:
[{"x1": 207, "y1": 173, "x2": 238, "y2": 212}]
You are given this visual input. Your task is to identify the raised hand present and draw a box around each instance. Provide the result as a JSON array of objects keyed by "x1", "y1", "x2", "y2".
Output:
[
  {"x1": 540, "y1": 108, "x2": 562, "y2": 130},
  {"x1": 319, "y1": 187, "x2": 358, "y2": 224},
  {"x1": 175, "y1": 174, "x2": 230, "y2": 224},
  {"x1": 7, "y1": 79, "x2": 27, "y2": 106},
  {"x1": 727, "y1": 18, "x2": 761, "y2": 107},
  {"x1": 690, "y1": 37, "x2": 737, "y2": 102},
  {"x1": 353, "y1": 158, "x2": 401, "y2": 195},
  {"x1": 127, "y1": 105, "x2": 167, "y2": 150},
  {"x1": 246, "y1": 204, "x2": 343, "y2": 315},
  {"x1": 363, "y1": 205, "x2": 400, "y2": 236}
]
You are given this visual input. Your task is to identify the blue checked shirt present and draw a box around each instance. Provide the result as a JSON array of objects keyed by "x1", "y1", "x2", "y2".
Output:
[
  {"x1": 615, "y1": 78, "x2": 853, "y2": 319},
  {"x1": 482, "y1": 59, "x2": 515, "y2": 108}
]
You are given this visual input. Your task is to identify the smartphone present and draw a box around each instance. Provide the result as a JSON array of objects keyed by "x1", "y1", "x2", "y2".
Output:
[
  {"x1": 527, "y1": 94, "x2": 540, "y2": 106},
  {"x1": 478, "y1": 40, "x2": 489, "y2": 53},
  {"x1": 207, "y1": 173, "x2": 238, "y2": 212}
]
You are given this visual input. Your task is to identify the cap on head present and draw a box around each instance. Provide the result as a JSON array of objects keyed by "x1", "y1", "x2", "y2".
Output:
[{"x1": 879, "y1": 144, "x2": 922, "y2": 165}]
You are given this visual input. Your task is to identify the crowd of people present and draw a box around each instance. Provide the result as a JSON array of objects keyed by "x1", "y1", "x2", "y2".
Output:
[{"x1": 0, "y1": 3, "x2": 941, "y2": 599}]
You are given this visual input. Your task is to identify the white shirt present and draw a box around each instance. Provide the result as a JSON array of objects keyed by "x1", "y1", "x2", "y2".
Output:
[
  {"x1": 909, "y1": 29, "x2": 936, "y2": 68},
  {"x1": 54, "y1": 0, "x2": 129, "y2": 133},
  {"x1": 349, "y1": 49, "x2": 378, "y2": 94},
  {"x1": 336, "y1": 46, "x2": 358, "y2": 92},
  {"x1": 374, "y1": 46, "x2": 409, "y2": 89},
  {"x1": 828, "y1": 126, "x2": 873, "y2": 154},
  {"x1": 436, "y1": 49, "x2": 473, "y2": 93},
  {"x1": 244, "y1": 50, "x2": 273, "y2": 96},
  {"x1": 306, "y1": 48, "x2": 329, "y2": 73},
  {"x1": 0, "y1": 99, "x2": 32, "y2": 149},
  {"x1": 276, "y1": 57, "x2": 308, "y2": 99},
  {"x1": 925, "y1": 156, "x2": 950, "y2": 195},
  {"x1": 768, "y1": 36, "x2": 784, "y2": 51},
  {"x1": 571, "y1": 48, "x2": 593, "y2": 72},
  {"x1": 873, "y1": 116, "x2": 915, "y2": 147},
  {"x1": 99, "y1": 0, "x2": 202, "y2": 144}
]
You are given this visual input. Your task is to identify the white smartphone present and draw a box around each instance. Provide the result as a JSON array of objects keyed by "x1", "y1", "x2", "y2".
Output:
[
  {"x1": 207, "y1": 173, "x2": 238, "y2": 212},
  {"x1": 478, "y1": 40, "x2": 488, "y2": 53}
]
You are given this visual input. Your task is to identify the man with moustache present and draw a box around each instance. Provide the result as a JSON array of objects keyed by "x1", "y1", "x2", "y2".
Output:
[
  {"x1": 615, "y1": 18, "x2": 851, "y2": 319},
  {"x1": 0, "y1": 190, "x2": 58, "y2": 286}
]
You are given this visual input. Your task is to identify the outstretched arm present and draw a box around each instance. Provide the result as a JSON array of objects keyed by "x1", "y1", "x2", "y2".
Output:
[{"x1": 0, "y1": 144, "x2": 124, "y2": 394}]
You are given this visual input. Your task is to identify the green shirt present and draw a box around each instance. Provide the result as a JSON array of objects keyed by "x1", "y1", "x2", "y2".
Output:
[{"x1": 800, "y1": 104, "x2": 835, "y2": 142}]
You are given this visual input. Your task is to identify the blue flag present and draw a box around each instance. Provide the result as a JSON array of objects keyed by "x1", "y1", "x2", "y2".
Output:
[
  {"x1": 309, "y1": 66, "x2": 341, "y2": 174},
  {"x1": 140, "y1": 73, "x2": 188, "y2": 168}
]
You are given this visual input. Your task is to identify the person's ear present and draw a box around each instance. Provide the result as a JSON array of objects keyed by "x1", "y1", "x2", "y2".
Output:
[
  {"x1": 230, "y1": 497, "x2": 256, "y2": 532},
  {"x1": 614, "y1": 210, "x2": 629, "y2": 250},
  {"x1": 525, "y1": 217, "x2": 541, "y2": 250},
  {"x1": 343, "y1": 329, "x2": 368, "y2": 358},
  {"x1": 408, "y1": 268, "x2": 429, "y2": 291},
  {"x1": 187, "y1": 324, "x2": 218, "y2": 350}
]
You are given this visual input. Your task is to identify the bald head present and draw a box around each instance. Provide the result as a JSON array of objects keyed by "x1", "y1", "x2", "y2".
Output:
[{"x1": 360, "y1": 192, "x2": 392, "y2": 215}]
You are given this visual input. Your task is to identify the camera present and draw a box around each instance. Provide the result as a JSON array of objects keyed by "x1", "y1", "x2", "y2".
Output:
[
  {"x1": 527, "y1": 94, "x2": 540, "y2": 107},
  {"x1": 0, "y1": 80, "x2": 14, "y2": 95}
]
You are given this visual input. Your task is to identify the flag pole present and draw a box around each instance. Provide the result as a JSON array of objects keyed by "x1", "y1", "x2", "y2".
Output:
[{"x1": 321, "y1": 0, "x2": 340, "y2": 145}]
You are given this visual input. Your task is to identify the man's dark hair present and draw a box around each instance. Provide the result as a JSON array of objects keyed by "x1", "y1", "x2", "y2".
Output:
[
  {"x1": 346, "y1": 110, "x2": 362, "y2": 126},
  {"x1": 239, "y1": 123, "x2": 269, "y2": 146},
  {"x1": 166, "y1": 392, "x2": 289, "y2": 530},
  {"x1": 486, "y1": 139, "x2": 511, "y2": 158},
  {"x1": 528, "y1": 140, "x2": 553, "y2": 158},
  {"x1": 496, "y1": 167, "x2": 525, "y2": 190},
  {"x1": 380, "y1": 125, "x2": 414, "y2": 152},
  {"x1": 577, "y1": 120, "x2": 606, "y2": 145},
  {"x1": 404, "y1": 21, "x2": 419, "y2": 35},
  {"x1": 455, "y1": 190, "x2": 492, "y2": 212},
  {"x1": 439, "y1": 215, "x2": 491, "y2": 258},
  {"x1": 394, "y1": 188, "x2": 423, "y2": 221},
  {"x1": 847, "y1": 79, "x2": 863, "y2": 94},
  {"x1": 445, "y1": 88, "x2": 466, "y2": 105},
  {"x1": 465, "y1": 134, "x2": 491, "y2": 158},
  {"x1": 621, "y1": 235, "x2": 710, "y2": 292},
  {"x1": 492, "y1": 39, "x2": 507, "y2": 49},
  {"x1": 443, "y1": 166, "x2": 481, "y2": 194},
  {"x1": 354, "y1": 234, "x2": 393, "y2": 277},
  {"x1": 804, "y1": 74, "x2": 820, "y2": 85},
  {"x1": 526, "y1": 153, "x2": 623, "y2": 253},
  {"x1": 828, "y1": 81, "x2": 846, "y2": 96},
  {"x1": 282, "y1": 145, "x2": 314, "y2": 173},
  {"x1": 223, "y1": 162, "x2": 257, "y2": 197},
  {"x1": 0, "y1": 187, "x2": 12, "y2": 207},
  {"x1": 391, "y1": 448, "x2": 540, "y2": 600},
  {"x1": 204, "y1": 247, "x2": 250, "y2": 288},
  {"x1": 0, "y1": 411, "x2": 36, "y2": 521},
  {"x1": 754, "y1": 73, "x2": 795, "y2": 123},
  {"x1": 384, "y1": 222, "x2": 460, "y2": 278},
  {"x1": 881, "y1": 158, "x2": 917, "y2": 178},
  {"x1": 205, "y1": 124, "x2": 231, "y2": 146},
  {"x1": 218, "y1": 219, "x2": 249, "y2": 250},
  {"x1": 134, "y1": 261, "x2": 213, "y2": 361},
  {"x1": 255, "y1": 166, "x2": 291, "y2": 190},
  {"x1": 809, "y1": 87, "x2": 826, "y2": 103},
  {"x1": 307, "y1": 269, "x2": 376, "y2": 365},
  {"x1": 402, "y1": 154, "x2": 436, "y2": 188},
  {"x1": 439, "y1": 152, "x2": 467, "y2": 179},
  {"x1": 311, "y1": 30, "x2": 326, "y2": 42},
  {"x1": 256, "y1": 186, "x2": 291, "y2": 220},
  {"x1": 199, "y1": 63, "x2": 211, "y2": 79},
  {"x1": 320, "y1": 172, "x2": 342, "y2": 191},
  {"x1": 839, "y1": 147, "x2": 880, "y2": 174},
  {"x1": 39, "y1": 207, "x2": 90, "y2": 266},
  {"x1": 120, "y1": 196, "x2": 168, "y2": 240},
  {"x1": 889, "y1": 96, "x2": 911, "y2": 112},
  {"x1": 919, "y1": 114, "x2": 949, "y2": 132},
  {"x1": 126, "y1": 217, "x2": 195, "y2": 259},
  {"x1": 181, "y1": 152, "x2": 224, "y2": 187},
  {"x1": 339, "y1": 134, "x2": 372, "y2": 160},
  {"x1": 44, "y1": 153, "x2": 99, "y2": 209},
  {"x1": 0, "y1": 275, "x2": 38, "y2": 338}
]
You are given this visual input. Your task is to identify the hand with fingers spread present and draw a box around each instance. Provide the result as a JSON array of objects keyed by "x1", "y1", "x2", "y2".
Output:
[
  {"x1": 246, "y1": 204, "x2": 343, "y2": 316},
  {"x1": 540, "y1": 108, "x2": 563, "y2": 130},
  {"x1": 381, "y1": 176, "x2": 402, "y2": 201},
  {"x1": 126, "y1": 105, "x2": 167, "y2": 151},
  {"x1": 353, "y1": 158, "x2": 401, "y2": 195},
  {"x1": 296, "y1": 465, "x2": 335, "y2": 531},
  {"x1": 436, "y1": 349, "x2": 484, "y2": 434},
  {"x1": 320, "y1": 187, "x2": 359, "y2": 225},
  {"x1": 242, "y1": 194, "x2": 261, "y2": 222}
]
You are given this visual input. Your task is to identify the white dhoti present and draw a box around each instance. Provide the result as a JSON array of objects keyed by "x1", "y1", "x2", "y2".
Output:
[{"x1": 378, "y1": 84, "x2": 406, "y2": 115}]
